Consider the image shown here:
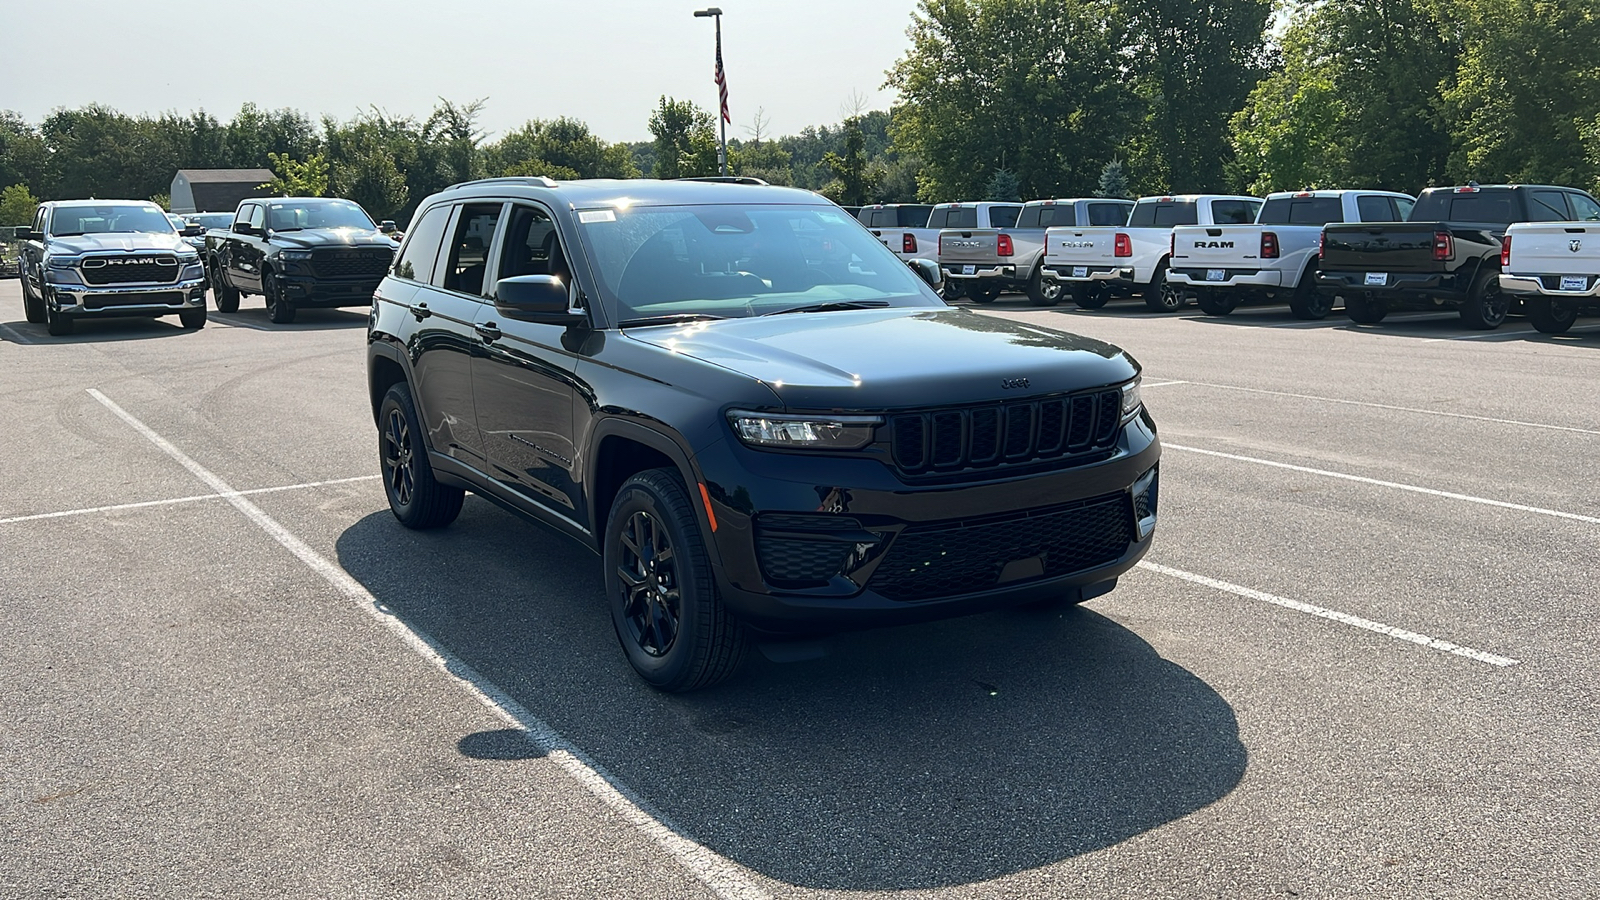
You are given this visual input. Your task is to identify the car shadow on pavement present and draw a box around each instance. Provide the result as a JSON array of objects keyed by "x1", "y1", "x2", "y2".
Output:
[
  {"x1": 1, "y1": 316, "x2": 207, "y2": 343},
  {"x1": 335, "y1": 502, "x2": 1246, "y2": 891},
  {"x1": 211, "y1": 308, "x2": 370, "y2": 331}
]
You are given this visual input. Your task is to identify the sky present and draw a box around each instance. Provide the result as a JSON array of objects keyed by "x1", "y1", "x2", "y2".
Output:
[{"x1": 1, "y1": 0, "x2": 924, "y2": 143}]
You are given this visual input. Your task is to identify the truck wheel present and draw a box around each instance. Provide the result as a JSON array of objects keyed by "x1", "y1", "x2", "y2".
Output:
[
  {"x1": 1344, "y1": 292, "x2": 1388, "y2": 324},
  {"x1": 44, "y1": 297, "x2": 74, "y2": 337},
  {"x1": 1196, "y1": 289, "x2": 1237, "y2": 316},
  {"x1": 1526, "y1": 297, "x2": 1577, "y2": 334},
  {"x1": 379, "y1": 383, "x2": 464, "y2": 529},
  {"x1": 1288, "y1": 271, "x2": 1332, "y2": 320},
  {"x1": 1459, "y1": 269, "x2": 1509, "y2": 330},
  {"x1": 210, "y1": 262, "x2": 240, "y2": 313},
  {"x1": 1143, "y1": 264, "x2": 1183, "y2": 312},
  {"x1": 605, "y1": 468, "x2": 749, "y2": 692},
  {"x1": 969, "y1": 285, "x2": 1001, "y2": 304},
  {"x1": 1072, "y1": 283, "x2": 1110, "y2": 309},
  {"x1": 22, "y1": 280, "x2": 45, "y2": 324},
  {"x1": 1026, "y1": 268, "x2": 1062, "y2": 306},
  {"x1": 264, "y1": 271, "x2": 297, "y2": 324},
  {"x1": 941, "y1": 280, "x2": 965, "y2": 302},
  {"x1": 178, "y1": 308, "x2": 207, "y2": 330}
]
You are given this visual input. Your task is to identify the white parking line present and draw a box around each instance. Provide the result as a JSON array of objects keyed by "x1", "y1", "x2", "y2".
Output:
[
  {"x1": 1165, "y1": 442, "x2": 1600, "y2": 525},
  {"x1": 0, "y1": 475, "x2": 380, "y2": 526},
  {"x1": 85, "y1": 388, "x2": 768, "y2": 900},
  {"x1": 1136, "y1": 561, "x2": 1519, "y2": 667},
  {"x1": 1419, "y1": 324, "x2": 1600, "y2": 343},
  {"x1": 1143, "y1": 381, "x2": 1600, "y2": 436},
  {"x1": 0, "y1": 322, "x2": 35, "y2": 344}
]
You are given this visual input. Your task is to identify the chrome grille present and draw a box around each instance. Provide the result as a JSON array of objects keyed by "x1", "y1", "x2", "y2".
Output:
[{"x1": 80, "y1": 255, "x2": 180, "y2": 285}]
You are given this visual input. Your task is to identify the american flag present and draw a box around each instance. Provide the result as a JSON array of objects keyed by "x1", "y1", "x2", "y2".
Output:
[{"x1": 714, "y1": 38, "x2": 730, "y2": 124}]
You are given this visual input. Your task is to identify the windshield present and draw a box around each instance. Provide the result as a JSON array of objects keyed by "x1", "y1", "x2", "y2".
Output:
[
  {"x1": 578, "y1": 203, "x2": 943, "y2": 323},
  {"x1": 50, "y1": 205, "x2": 176, "y2": 237},
  {"x1": 264, "y1": 199, "x2": 375, "y2": 231},
  {"x1": 186, "y1": 213, "x2": 235, "y2": 230}
]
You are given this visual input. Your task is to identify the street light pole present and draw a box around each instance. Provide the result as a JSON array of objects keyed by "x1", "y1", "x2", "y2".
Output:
[{"x1": 693, "y1": 7, "x2": 728, "y2": 177}]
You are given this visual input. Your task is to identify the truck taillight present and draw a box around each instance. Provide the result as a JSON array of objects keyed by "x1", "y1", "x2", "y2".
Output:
[
  {"x1": 1318, "y1": 231, "x2": 1325, "y2": 260},
  {"x1": 1500, "y1": 235, "x2": 1511, "y2": 267},
  {"x1": 1433, "y1": 231, "x2": 1453, "y2": 261},
  {"x1": 904, "y1": 233, "x2": 917, "y2": 254},
  {"x1": 997, "y1": 234, "x2": 1014, "y2": 257},
  {"x1": 1169, "y1": 233, "x2": 1175, "y2": 258},
  {"x1": 1115, "y1": 233, "x2": 1133, "y2": 257},
  {"x1": 1261, "y1": 232, "x2": 1280, "y2": 259}
]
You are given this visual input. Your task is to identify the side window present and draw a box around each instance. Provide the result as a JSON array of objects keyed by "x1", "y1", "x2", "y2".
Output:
[
  {"x1": 1394, "y1": 197, "x2": 1416, "y2": 220},
  {"x1": 440, "y1": 203, "x2": 504, "y2": 296},
  {"x1": 926, "y1": 208, "x2": 949, "y2": 230},
  {"x1": 246, "y1": 204, "x2": 266, "y2": 230},
  {"x1": 232, "y1": 204, "x2": 252, "y2": 228},
  {"x1": 1570, "y1": 193, "x2": 1600, "y2": 221},
  {"x1": 1357, "y1": 195, "x2": 1395, "y2": 222},
  {"x1": 33, "y1": 206, "x2": 47, "y2": 234},
  {"x1": 989, "y1": 205, "x2": 1022, "y2": 228},
  {"x1": 393, "y1": 204, "x2": 451, "y2": 283},
  {"x1": 1527, "y1": 190, "x2": 1571, "y2": 222},
  {"x1": 497, "y1": 205, "x2": 571, "y2": 287}
]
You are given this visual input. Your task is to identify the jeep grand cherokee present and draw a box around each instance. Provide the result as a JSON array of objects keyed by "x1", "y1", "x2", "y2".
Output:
[{"x1": 367, "y1": 177, "x2": 1160, "y2": 691}]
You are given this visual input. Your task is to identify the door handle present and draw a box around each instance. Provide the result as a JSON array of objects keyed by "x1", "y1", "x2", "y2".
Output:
[
  {"x1": 409, "y1": 301, "x2": 431, "y2": 320},
  {"x1": 474, "y1": 322, "x2": 502, "y2": 343}
]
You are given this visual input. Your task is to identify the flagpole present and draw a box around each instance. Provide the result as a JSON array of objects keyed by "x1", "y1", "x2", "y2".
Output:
[{"x1": 715, "y1": 14, "x2": 727, "y2": 176}]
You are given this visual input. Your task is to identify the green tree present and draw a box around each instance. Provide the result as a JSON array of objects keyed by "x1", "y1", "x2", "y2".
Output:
[
  {"x1": 648, "y1": 97, "x2": 718, "y2": 179},
  {"x1": 887, "y1": 0, "x2": 1134, "y2": 201},
  {"x1": 821, "y1": 117, "x2": 880, "y2": 205},
  {"x1": 484, "y1": 117, "x2": 639, "y2": 180},
  {"x1": 1098, "y1": 159, "x2": 1131, "y2": 198},
  {"x1": 260, "y1": 152, "x2": 329, "y2": 196},
  {"x1": 985, "y1": 167, "x2": 1021, "y2": 201},
  {"x1": 0, "y1": 183, "x2": 38, "y2": 226},
  {"x1": 729, "y1": 138, "x2": 793, "y2": 185},
  {"x1": 0, "y1": 112, "x2": 49, "y2": 194},
  {"x1": 423, "y1": 98, "x2": 488, "y2": 186}
]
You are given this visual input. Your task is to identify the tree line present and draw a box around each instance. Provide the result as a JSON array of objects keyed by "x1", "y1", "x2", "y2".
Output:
[{"x1": 3, "y1": 0, "x2": 1598, "y2": 227}]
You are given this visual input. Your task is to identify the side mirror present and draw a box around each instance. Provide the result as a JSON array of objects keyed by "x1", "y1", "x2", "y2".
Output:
[
  {"x1": 233, "y1": 222, "x2": 256, "y2": 235},
  {"x1": 908, "y1": 257, "x2": 942, "y2": 289},
  {"x1": 379, "y1": 220, "x2": 397, "y2": 234},
  {"x1": 494, "y1": 275, "x2": 588, "y2": 326},
  {"x1": 28, "y1": 230, "x2": 45, "y2": 242},
  {"x1": 181, "y1": 223, "x2": 205, "y2": 237}
]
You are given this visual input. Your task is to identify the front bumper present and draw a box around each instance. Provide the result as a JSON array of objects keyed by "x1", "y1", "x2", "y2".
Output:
[
  {"x1": 1500, "y1": 273, "x2": 1600, "y2": 298},
  {"x1": 1169, "y1": 267, "x2": 1283, "y2": 289},
  {"x1": 697, "y1": 414, "x2": 1161, "y2": 633},
  {"x1": 941, "y1": 263, "x2": 1017, "y2": 281},
  {"x1": 49, "y1": 277, "x2": 207, "y2": 315},
  {"x1": 277, "y1": 272, "x2": 385, "y2": 307}
]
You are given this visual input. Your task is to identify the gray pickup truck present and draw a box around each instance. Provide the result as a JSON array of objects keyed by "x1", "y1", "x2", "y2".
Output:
[{"x1": 937, "y1": 198, "x2": 1134, "y2": 304}]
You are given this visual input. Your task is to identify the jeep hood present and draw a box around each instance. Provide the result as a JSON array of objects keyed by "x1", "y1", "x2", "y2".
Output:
[
  {"x1": 268, "y1": 227, "x2": 397, "y2": 250},
  {"x1": 623, "y1": 308, "x2": 1137, "y2": 409},
  {"x1": 48, "y1": 233, "x2": 188, "y2": 255}
]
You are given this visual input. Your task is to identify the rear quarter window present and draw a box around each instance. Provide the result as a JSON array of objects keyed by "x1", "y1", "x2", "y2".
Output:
[{"x1": 393, "y1": 204, "x2": 451, "y2": 283}]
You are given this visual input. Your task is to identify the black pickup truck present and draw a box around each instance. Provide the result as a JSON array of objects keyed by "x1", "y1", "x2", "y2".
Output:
[
  {"x1": 204, "y1": 196, "x2": 398, "y2": 324},
  {"x1": 1318, "y1": 184, "x2": 1600, "y2": 328}
]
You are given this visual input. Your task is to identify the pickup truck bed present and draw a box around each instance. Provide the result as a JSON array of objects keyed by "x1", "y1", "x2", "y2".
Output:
[
  {"x1": 1500, "y1": 220, "x2": 1600, "y2": 333},
  {"x1": 938, "y1": 198, "x2": 1132, "y2": 306}
]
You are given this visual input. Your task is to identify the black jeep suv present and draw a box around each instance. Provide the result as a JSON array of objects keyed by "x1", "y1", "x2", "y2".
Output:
[{"x1": 367, "y1": 177, "x2": 1160, "y2": 691}]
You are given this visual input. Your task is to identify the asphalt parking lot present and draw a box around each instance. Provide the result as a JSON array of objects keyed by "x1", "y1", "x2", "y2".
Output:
[{"x1": 3, "y1": 282, "x2": 1598, "y2": 899}]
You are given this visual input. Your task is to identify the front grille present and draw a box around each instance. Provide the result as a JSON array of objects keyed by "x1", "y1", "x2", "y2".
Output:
[
  {"x1": 890, "y1": 389, "x2": 1123, "y2": 477},
  {"x1": 757, "y1": 537, "x2": 852, "y2": 586},
  {"x1": 868, "y1": 494, "x2": 1134, "y2": 602},
  {"x1": 82, "y1": 292, "x2": 186, "y2": 309},
  {"x1": 310, "y1": 248, "x2": 393, "y2": 279},
  {"x1": 81, "y1": 256, "x2": 179, "y2": 285}
]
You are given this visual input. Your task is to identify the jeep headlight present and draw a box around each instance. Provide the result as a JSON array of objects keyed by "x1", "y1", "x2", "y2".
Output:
[
  {"x1": 1120, "y1": 375, "x2": 1142, "y2": 424},
  {"x1": 728, "y1": 411, "x2": 881, "y2": 450},
  {"x1": 280, "y1": 250, "x2": 313, "y2": 261}
]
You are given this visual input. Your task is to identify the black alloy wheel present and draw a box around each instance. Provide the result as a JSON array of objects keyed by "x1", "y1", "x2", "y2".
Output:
[
  {"x1": 604, "y1": 468, "x2": 748, "y2": 691},
  {"x1": 1344, "y1": 292, "x2": 1388, "y2": 324},
  {"x1": 1072, "y1": 283, "x2": 1110, "y2": 309},
  {"x1": 378, "y1": 383, "x2": 463, "y2": 529},
  {"x1": 1143, "y1": 264, "x2": 1183, "y2": 312},
  {"x1": 941, "y1": 281, "x2": 965, "y2": 302},
  {"x1": 1460, "y1": 269, "x2": 1509, "y2": 330},
  {"x1": 1196, "y1": 289, "x2": 1237, "y2": 316},
  {"x1": 1526, "y1": 296, "x2": 1577, "y2": 334},
  {"x1": 22, "y1": 276, "x2": 45, "y2": 323},
  {"x1": 211, "y1": 261, "x2": 240, "y2": 313},
  {"x1": 264, "y1": 270, "x2": 296, "y2": 324},
  {"x1": 1289, "y1": 271, "x2": 1332, "y2": 320}
]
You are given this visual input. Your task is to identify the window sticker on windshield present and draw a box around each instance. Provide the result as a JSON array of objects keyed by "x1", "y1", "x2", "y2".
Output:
[
  {"x1": 819, "y1": 213, "x2": 846, "y2": 224},
  {"x1": 579, "y1": 210, "x2": 617, "y2": 224}
]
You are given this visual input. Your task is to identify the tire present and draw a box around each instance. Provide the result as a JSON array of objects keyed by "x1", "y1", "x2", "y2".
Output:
[
  {"x1": 1026, "y1": 268, "x2": 1062, "y2": 306},
  {"x1": 1072, "y1": 283, "x2": 1110, "y2": 309},
  {"x1": 941, "y1": 281, "x2": 965, "y2": 302},
  {"x1": 1196, "y1": 289, "x2": 1237, "y2": 316},
  {"x1": 1344, "y1": 292, "x2": 1388, "y2": 324},
  {"x1": 969, "y1": 285, "x2": 1001, "y2": 304},
  {"x1": 604, "y1": 468, "x2": 749, "y2": 692},
  {"x1": 178, "y1": 307, "x2": 207, "y2": 330},
  {"x1": 1526, "y1": 296, "x2": 1577, "y2": 334},
  {"x1": 1459, "y1": 268, "x2": 1509, "y2": 330},
  {"x1": 264, "y1": 270, "x2": 296, "y2": 324},
  {"x1": 22, "y1": 277, "x2": 45, "y2": 324},
  {"x1": 44, "y1": 295, "x2": 74, "y2": 336},
  {"x1": 1142, "y1": 264, "x2": 1183, "y2": 312},
  {"x1": 378, "y1": 383, "x2": 464, "y2": 529},
  {"x1": 1288, "y1": 269, "x2": 1332, "y2": 320},
  {"x1": 211, "y1": 261, "x2": 240, "y2": 313}
]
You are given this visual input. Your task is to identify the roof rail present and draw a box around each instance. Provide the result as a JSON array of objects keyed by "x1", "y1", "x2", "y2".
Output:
[
  {"x1": 674, "y1": 176, "x2": 770, "y2": 186},
  {"x1": 447, "y1": 176, "x2": 560, "y2": 190}
]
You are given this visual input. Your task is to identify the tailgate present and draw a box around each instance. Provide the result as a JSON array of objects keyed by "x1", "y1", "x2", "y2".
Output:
[
  {"x1": 1044, "y1": 228, "x2": 1118, "y2": 266},
  {"x1": 1321, "y1": 223, "x2": 1442, "y2": 273},
  {"x1": 1171, "y1": 225, "x2": 1263, "y2": 266},
  {"x1": 938, "y1": 229, "x2": 1001, "y2": 264},
  {"x1": 1507, "y1": 224, "x2": 1600, "y2": 275}
]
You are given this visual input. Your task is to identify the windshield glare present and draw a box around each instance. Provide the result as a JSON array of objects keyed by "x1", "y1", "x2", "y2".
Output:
[
  {"x1": 265, "y1": 200, "x2": 374, "y2": 231},
  {"x1": 579, "y1": 204, "x2": 943, "y2": 322},
  {"x1": 50, "y1": 205, "x2": 176, "y2": 237}
]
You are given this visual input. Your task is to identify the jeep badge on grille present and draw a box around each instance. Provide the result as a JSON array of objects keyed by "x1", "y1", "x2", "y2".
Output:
[{"x1": 1001, "y1": 377, "x2": 1030, "y2": 390}]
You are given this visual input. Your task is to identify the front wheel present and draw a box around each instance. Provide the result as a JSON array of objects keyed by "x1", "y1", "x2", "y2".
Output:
[
  {"x1": 1526, "y1": 296, "x2": 1577, "y2": 334},
  {"x1": 211, "y1": 262, "x2": 240, "y2": 313},
  {"x1": 44, "y1": 294, "x2": 74, "y2": 336},
  {"x1": 264, "y1": 270, "x2": 296, "y2": 324},
  {"x1": 22, "y1": 277, "x2": 45, "y2": 323},
  {"x1": 1026, "y1": 268, "x2": 1062, "y2": 306},
  {"x1": 1459, "y1": 269, "x2": 1509, "y2": 330},
  {"x1": 178, "y1": 307, "x2": 207, "y2": 330},
  {"x1": 1195, "y1": 289, "x2": 1237, "y2": 316},
  {"x1": 604, "y1": 468, "x2": 749, "y2": 692},
  {"x1": 378, "y1": 383, "x2": 464, "y2": 529}
]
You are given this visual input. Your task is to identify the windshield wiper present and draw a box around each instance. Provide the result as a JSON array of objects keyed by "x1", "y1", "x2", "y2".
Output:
[
  {"x1": 763, "y1": 300, "x2": 892, "y2": 316},
  {"x1": 618, "y1": 313, "x2": 730, "y2": 328}
]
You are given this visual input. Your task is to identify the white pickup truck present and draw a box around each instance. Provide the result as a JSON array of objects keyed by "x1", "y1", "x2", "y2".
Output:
[
  {"x1": 937, "y1": 198, "x2": 1134, "y2": 305},
  {"x1": 857, "y1": 204, "x2": 936, "y2": 260},
  {"x1": 1499, "y1": 207, "x2": 1600, "y2": 333},
  {"x1": 1170, "y1": 190, "x2": 1416, "y2": 319},
  {"x1": 1041, "y1": 194, "x2": 1261, "y2": 311}
]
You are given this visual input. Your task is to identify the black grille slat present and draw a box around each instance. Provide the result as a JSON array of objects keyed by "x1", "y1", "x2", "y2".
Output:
[
  {"x1": 892, "y1": 416, "x2": 927, "y2": 470},
  {"x1": 1067, "y1": 396, "x2": 1096, "y2": 449},
  {"x1": 1004, "y1": 405, "x2": 1033, "y2": 459},
  {"x1": 969, "y1": 408, "x2": 1000, "y2": 463},
  {"x1": 1096, "y1": 392, "x2": 1122, "y2": 442},
  {"x1": 1037, "y1": 400, "x2": 1065, "y2": 454},
  {"x1": 931, "y1": 412, "x2": 964, "y2": 468},
  {"x1": 868, "y1": 495, "x2": 1134, "y2": 602},
  {"x1": 310, "y1": 249, "x2": 393, "y2": 279},
  {"x1": 887, "y1": 388, "x2": 1124, "y2": 478}
]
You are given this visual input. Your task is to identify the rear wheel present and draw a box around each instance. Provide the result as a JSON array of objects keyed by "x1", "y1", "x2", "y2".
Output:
[
  {"x1": 969, "y1": 284, "x2": 1001, "y2": 304},
  {"x1": 1072, "y1": 283, "x2": 1110, "y2": 309},
  {"x1": 178, "y1": 308, "x2": 207, "y2": 330},
  {"x1": 210, "y1": 261, "x2": 240, "y2": 313},
  {"x1": 941, "y1": 281, "x2": 965, "y2": 302},
  {"x1": 1459, "y1": 268, "x2": 1509, "y2": 330},
  {"x1": 264, "y1": 270, "x2": 296, "y2": 324},
  {"x1": 1142, "y1": 264, "x2": 1183, "y2": 312},
  {"x1": 1288, "y1": 269, "x2": 1332, "y2": 320},
  {"x1": 378, "y1": 383, "x2": 464, "y2": 529},
  {"x1": 1344, "y1": 292, "x2": 1388, "y2": 324},
  {"x1": 1526, "y1": 296, "x2": 1577, "y2": 334},
  {"x1": 604, "y1": 468, "x2": 749, "y2": 692},
  {"x1": 1196, "y1": 289, "x2": 1237, "y2": 316},
  {"x1": 1026, "y1": 268, "x2": 1062, "y2": 306}
]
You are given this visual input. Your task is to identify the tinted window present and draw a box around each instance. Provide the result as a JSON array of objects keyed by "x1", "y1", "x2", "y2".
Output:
[
  {"x1": 1129, "y1": 201, "x2": 1199, "y2": 227},
  {"x1": 862, "y1": 209, "x2": 889, "y2": 228},
  {"x1": 1356, "y1": 195, "x2": 1396, "y2": 222},
  {"x1": 989, "y1": 205, "x2": 1022, "y2": 228},
  {"x1": 930, "y1": 207, "x2": 978, "y2": 229},
  {"x1": 1570, "y1": 193, "x2": 1600, "y2": 221},
  {"x1": 1528, "y1": 191, "x2": 1571, "y2": 222},
  {"x1": 497, "y1": 205, "x2": 571, "y2": 286},
  {"x1": 1413, "y1": 189, "x2": 1517, "y2": 224},
  {"x1": 895, "y1": 205, "x2": 933, "y2": 227},
  {"x1": 440, "y1": 203, "x2": 503, "y2": 296},
  {"x1": 393, "y1": 204, "x2": 450, "y2": 283},
  {"x1": 1394, "y1": 197, "x2": 1416, "y2": 220},
  {"x1": 1017, "y1": 205, "x2": 1077, "y2": 228},
  {"x1": 1087, "y1": 203, "x2": 1132, "y2": 226},
  {"x1": 1261, "y1": 196, "x2": 1345, "y2": 226},
  {"x1": 1210, "y1": 200, "x2": 1257, "y2": 225}
]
